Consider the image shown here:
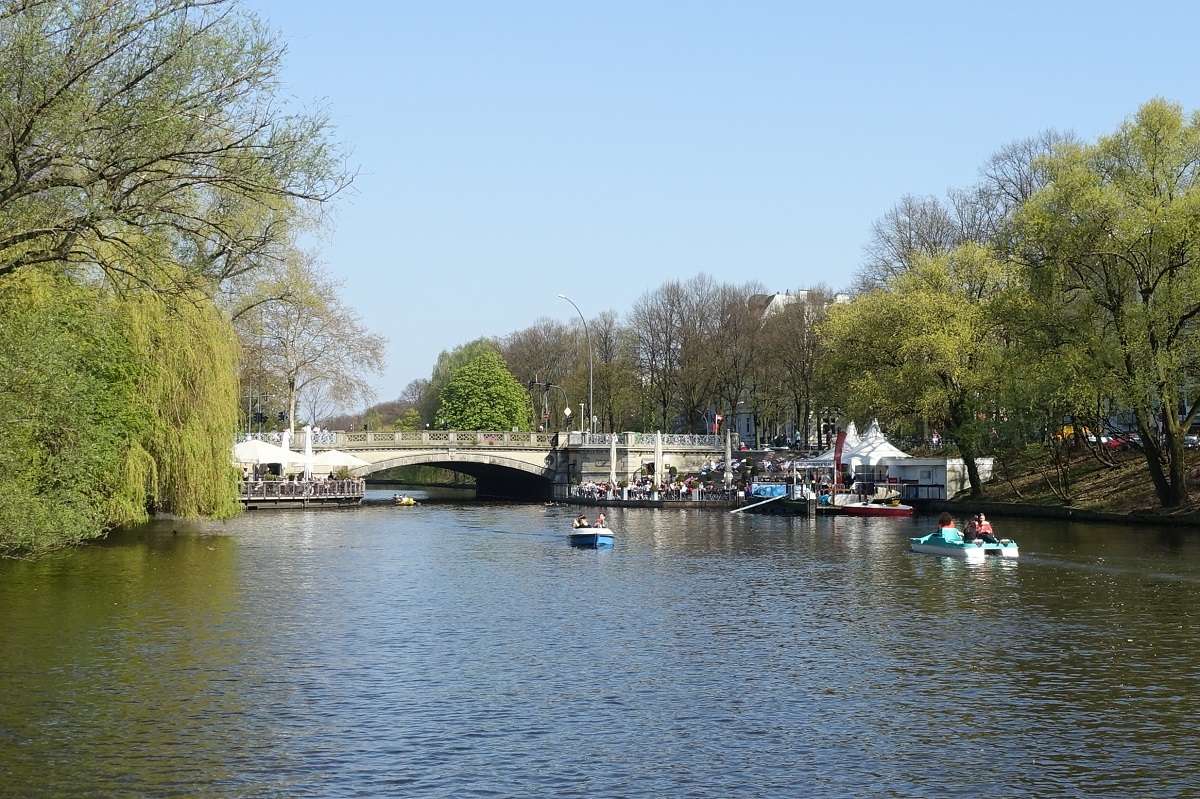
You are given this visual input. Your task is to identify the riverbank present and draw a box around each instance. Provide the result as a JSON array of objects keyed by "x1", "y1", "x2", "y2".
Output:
[{"x1": 942, "y1": 448, "x2": 1200, "y2": 529}]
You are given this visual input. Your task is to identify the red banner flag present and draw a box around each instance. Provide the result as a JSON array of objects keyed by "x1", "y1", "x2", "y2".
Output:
[{"x1": 833, "y1": 430, "x2": 847, "y2": 488}]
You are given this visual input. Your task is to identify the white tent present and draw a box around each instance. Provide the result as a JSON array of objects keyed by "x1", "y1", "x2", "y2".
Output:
[
  {"x1": 233, "y1": 439, "x2": 306, "y2": 465},
  {"x1": 807, "y1": 420, "x2": 862, "y2": 466},
  {"x1": 842, "y1": 419, "x2": 911, "y2": 467}
]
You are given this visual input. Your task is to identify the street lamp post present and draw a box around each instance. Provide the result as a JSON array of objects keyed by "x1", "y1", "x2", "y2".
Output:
[
  {"x1": 533, "y1": 381, "x2": 572, "y2": 431},
  {"x1": 547, "y1": 383, "x2": 571, "y2": 431},
  {"x1": 558, "y1": 293, "x2": 594, "y2": 435}
]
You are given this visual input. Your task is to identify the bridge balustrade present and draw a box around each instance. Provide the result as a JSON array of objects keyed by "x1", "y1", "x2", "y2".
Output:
[
  {"x1": 577, "y1": 432, "x2": 723, "y2": 448},
  {"x1": 235, "y1": 429, "x2": 725, "y2": 453},
  {"x1": 336, "y1": 430, "x2": 555, "y2": 448}
]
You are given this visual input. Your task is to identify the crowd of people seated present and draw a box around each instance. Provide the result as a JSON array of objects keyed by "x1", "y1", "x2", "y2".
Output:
[
  {"x1": 568, "y1": 479, "x2": 738, "y2": 502},
  {"x1": 240, "y1": 468, "x2": 365, "y2": 496}
]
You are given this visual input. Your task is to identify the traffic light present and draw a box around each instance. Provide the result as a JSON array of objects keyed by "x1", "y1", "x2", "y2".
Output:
[{"x1": 278, "y1": 411, "x2": 287, "y2": 422}]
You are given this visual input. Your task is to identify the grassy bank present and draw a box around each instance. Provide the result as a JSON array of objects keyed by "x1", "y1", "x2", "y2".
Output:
[{"x1": 974, "y1": 447, "x2": 1200, "y2": 522}]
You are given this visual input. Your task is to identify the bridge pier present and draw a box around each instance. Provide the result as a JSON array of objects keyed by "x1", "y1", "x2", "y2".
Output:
[{"x1": 559, "y1": 431, "x2": 729, "y2": 491}]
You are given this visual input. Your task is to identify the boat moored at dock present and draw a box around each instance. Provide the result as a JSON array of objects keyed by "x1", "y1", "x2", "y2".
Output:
[{"x1": 841, "y1": 501, "x2": 914, "y2": 517}]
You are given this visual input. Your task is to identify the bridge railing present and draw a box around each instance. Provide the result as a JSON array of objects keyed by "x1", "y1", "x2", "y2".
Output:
[
  {"x1": 236, "y1": 429, "x2": 724, "y2": 451},
  {"x1": 568, "y1": 432, "x2": 724, "y2": 448},
  {"x1": 336, "y1": 430, "x2": 555, "y2": 449}
]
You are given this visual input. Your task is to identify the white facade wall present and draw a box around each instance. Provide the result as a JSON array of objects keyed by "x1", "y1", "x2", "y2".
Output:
[{"x1": 885, "y1": 457, "x2": 994, "y2": 499}]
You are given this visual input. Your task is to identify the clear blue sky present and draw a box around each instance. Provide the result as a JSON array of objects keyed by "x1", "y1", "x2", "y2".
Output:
[{"x1": 243, "y1": 0, "x2": 1200, "y2": 404}]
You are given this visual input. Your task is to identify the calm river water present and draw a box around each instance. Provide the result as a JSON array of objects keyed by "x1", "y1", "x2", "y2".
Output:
[{"x1": 3, "y1": 491, "x2": 1200, "y2": 798}]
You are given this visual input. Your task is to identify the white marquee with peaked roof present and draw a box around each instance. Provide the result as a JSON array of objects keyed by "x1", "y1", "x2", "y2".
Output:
[{"x1": 842, "y1": 419, "x2": 912, "y2": 466}]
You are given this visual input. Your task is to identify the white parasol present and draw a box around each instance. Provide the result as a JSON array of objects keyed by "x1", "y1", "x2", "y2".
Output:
[
  {"x1": 303, "y1": 425, "x2": 314, "y2": 480},
  {"x1": 233, "y1": 439, "x2": 306, "y2": 465},
  {"x1": 654, "y1": 431, "x2": 663, "y2": 489},
  {"x1": 609, "y1": 434, "x2": 617, "y2": 499},
  {"x1": 310, "y1": 449, "x2": 370, "y2": 470}
]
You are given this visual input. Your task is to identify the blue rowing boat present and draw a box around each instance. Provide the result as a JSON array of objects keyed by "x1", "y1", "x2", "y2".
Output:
[{"x1": 569, "y1": 528, "x2": 614, "y2": 548}]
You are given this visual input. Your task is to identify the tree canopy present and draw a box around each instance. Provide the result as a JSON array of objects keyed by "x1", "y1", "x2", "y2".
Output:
[
  {"x1": 436, "y1": 352, "x2": 532, "y2": 431},
  {"x1": 0, "y1": 269, "x2": 240, "y2": 555},
  {"x1": 0, "y1": 0, "x2": 354, "y2": 554},
  {"x1": 819, "y1": 244, "x2": 1010, "y2": 496},
  {"x1": 421, "y1": 339, "x2": 501, "y2": 425},
  {"x1": 0, "y1": 0, "x2": 350, "y2": 291},
  {"x1": 1013, "y1": 98, "x2": 1200, "y2": 506}
]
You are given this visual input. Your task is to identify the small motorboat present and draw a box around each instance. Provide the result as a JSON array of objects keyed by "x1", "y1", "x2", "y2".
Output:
[
  {"x1": 909, "y1": 529, "x2": 1018, "y2": 561},
  {"x1": 393, "y1": 494, "x2": 418, "y2": 506},
  {"x1": 841, "y1": 501, "x2": 914, "y2": 517},
  {"x1": 568, "y1": 528, "x2": 614, "y2": 548}
]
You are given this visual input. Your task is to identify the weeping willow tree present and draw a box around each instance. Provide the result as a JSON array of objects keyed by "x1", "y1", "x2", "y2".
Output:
[
  {"x1": 0, "y1": 270, "x2": 241, "y2": 557},
  {"x1": 117, "y1": 285, "x2": 243, "y2": 521},
  {"x1": 0, "y1": 1, "x2": 358, "y2": 555}
]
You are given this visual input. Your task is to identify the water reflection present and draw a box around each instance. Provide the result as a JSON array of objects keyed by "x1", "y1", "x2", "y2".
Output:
[{"x1": 1, "y1": 506, "x2": 1199, "y2": 797}]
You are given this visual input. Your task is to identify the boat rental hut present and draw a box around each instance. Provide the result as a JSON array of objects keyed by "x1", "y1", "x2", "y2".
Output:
[{"x1": 809, "y1": 420, "x2": 992, "y2": 501}]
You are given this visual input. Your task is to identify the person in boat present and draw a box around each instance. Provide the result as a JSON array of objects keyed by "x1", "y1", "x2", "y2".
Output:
[
  {"x1": 573, "y1": 514, "x2": 591, "y2": 529},
  {"x1": 963, "y1": 515, "x2": 980, "y2": 542},
  {"x1": 594, "y1": 513, "x2": 606, "y2": 528},
  {"x1": 936, "y1": 512, "x2": 962, "y2": 542},
  {"x1": 975, "y1": 513, "x2": 998, "y2": 543}
]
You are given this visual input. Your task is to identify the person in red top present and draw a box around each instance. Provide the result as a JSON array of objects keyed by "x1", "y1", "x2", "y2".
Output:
[
  {"x1": 976, "y1": 513, "x2": 998, "y2": 543},
  {"x1": 936, "y1": 512, "x2": 961, "y2": 542}
]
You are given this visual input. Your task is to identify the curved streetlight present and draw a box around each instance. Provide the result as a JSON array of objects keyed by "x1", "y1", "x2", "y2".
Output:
[
  {"x1": 548, "y1": 384, "x2": 571, "y2": 429},
  {"x1": 558, "y1": 293, "x2": 593, "y2": 435},
  {"x1": 546, "y1": 383, "x2": 572, "y2": 430}
]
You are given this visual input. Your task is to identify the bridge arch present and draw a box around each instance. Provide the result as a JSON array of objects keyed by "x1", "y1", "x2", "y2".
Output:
[{"x1": 361, "y1": 452, "x2": 554, "y2": 501}]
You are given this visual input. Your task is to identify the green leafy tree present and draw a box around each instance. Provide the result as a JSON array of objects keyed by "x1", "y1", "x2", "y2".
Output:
[
  {"x1": 0, "y1": 0, "x2": 350, "y2": 290},
  {"x1": 0, "y1": 272, "x2": 144, "y2": 554},
  {"x1": 436, "y1": 352, "x2": 532, "y2": 431},
  {"x1": 398, "y1": 408, "x2": 423, "y2": 431},
  {"x1": 1012, "y1": 98, "x2": 1200, "y2": 507},
  {"x1": 819, "y1": 243, "x2": 1010, "y2": 497},
  {"x1": 0, "y1": 271, "x2": 240, "y2": 556},
  {"x1": 420, "y1": 339, "x2": 499, "y2": 425}
]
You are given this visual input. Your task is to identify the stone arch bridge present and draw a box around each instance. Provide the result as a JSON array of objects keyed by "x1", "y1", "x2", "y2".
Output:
[{"x1": 317, "y1": 430, "x2": 734, "y2": 501}]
